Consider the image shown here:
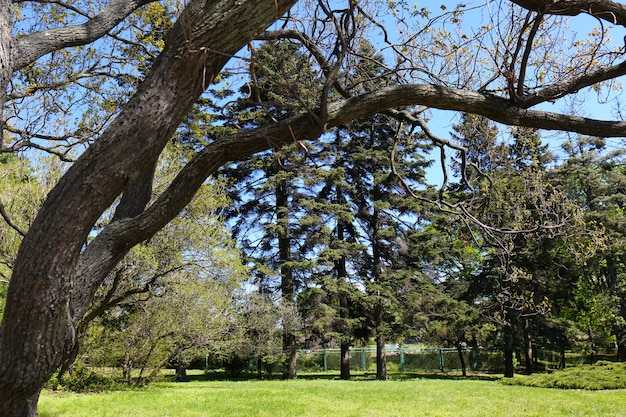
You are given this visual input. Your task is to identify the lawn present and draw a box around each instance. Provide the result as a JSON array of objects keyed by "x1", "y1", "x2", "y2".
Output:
[{"x1": 39, "y1": 375, "x2": 626, "y2": 417}]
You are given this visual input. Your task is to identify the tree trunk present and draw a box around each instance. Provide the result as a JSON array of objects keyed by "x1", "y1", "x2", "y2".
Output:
[
  {"x1": 559, "y1": 346, "x2": 566, "y2": 369},
  {"x1": 0, "y1": 0, "x2": 10, "y2": 141},
  {"x1": 0, "y1": 1, "x2": 300, "y2": 412},
  {"x1": 283, "y1": 339, "x2": 297, "y2": 380},
  {"x1": 588, "y1": 324, "x2": 596, "y2": 364},
  {"x1": 340, "y1": 341, "x2": 351, "y2": 380},
  {"x1": 615, "y1": 289, "x2": 626, "y2": 362},
  {"x1": 122, "y1": 343, "x2": 135, "y2": 385},
  {"x1": 336, "y1": 209, "x2": 351, "y2": 381},
  {"x1": 456, "y1": 341, "x2": 467, "y2": 377},
  {"x1": 503, "y1": 324, "x2": 515, "y2": 378},
  {"x1": 175, "y1": 365, "x2": 189, "y2": 382},
  {"x1": 617, "y1": 331, "x2": 626, "y2": 362},
  {"x1": 523, "y1": 319, "x2": 534, "y2": 374},
  {"x1": 11, "y1": 392, "x2": 40, "y2": 417},
  {"x1": 277, "y1": 178, "x2": 297, "y2": 380},
  {"x1": 376, "y1": 336, "x2": 387, "y2": 381}
]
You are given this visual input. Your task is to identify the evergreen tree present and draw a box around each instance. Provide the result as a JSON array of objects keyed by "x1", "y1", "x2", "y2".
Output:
[
  {"x1": 551, "y1": 136, "x2": 626, "y2": 361},
  {"x1": 452, "y1": 115, "x2": 579, "y2": 376},
  {"x1": 220, "y1": 39, "x2": 321, "y2": 379}
]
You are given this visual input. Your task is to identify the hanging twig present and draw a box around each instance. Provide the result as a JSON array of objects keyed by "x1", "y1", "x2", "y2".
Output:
[{"x1": 0, "y1": 200, "x2": 26, "y2": 237}]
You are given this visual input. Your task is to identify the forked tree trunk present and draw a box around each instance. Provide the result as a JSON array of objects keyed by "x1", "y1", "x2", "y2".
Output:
[{"x1": 0, "y1": 2, "x2": 300, "y2": 415}]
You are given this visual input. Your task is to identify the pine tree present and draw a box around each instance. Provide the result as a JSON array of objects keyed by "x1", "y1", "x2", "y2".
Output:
[{"x1": 220, "y1": 39, "x2": 321, "y2": 378}]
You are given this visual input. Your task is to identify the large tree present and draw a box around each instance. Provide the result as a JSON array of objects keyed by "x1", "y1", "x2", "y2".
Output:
[{"x1": 3, "y1": 1, "x2": 626, "y2": 415}]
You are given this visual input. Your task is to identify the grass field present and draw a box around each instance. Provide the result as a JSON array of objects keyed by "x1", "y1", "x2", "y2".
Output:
[{"x1": 39, "y1": 374, "x2": 626, "y2": 417}]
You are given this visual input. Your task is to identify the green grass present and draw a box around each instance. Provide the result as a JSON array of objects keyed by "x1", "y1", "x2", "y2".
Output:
[{"x1": 39, "y1": 375, "x2": 626, "y2": 417}]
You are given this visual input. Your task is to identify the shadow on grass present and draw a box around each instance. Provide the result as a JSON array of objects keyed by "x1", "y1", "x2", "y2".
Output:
[{"x1": 165, "y1": 370, "x2": 500, "y2": 383}]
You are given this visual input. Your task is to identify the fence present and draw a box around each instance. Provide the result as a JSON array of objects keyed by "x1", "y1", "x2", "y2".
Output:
[
  {"x1": 210, "y1": 345, "x2": 619, "y2": 376},
  {"x1": 293, "y1": 346, "x2": 617, "y2": 374},
  {"x1": 296, "y1": 346, "x2": 496, "y2": 374}
]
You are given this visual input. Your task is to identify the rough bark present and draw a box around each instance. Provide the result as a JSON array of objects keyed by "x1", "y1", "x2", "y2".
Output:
[
  {"x1": 510, "y1": 0, "x2": 626, "y2": 26},
  {"x1": 0, "y1": 1, "x2": 299, "y2": 415},
  {"x1": 0, "y1": 0, "x2": 10, "y2": 151},
  {"x1": 11, "y1": 0, "x2": 158, "y2": 70},
  {"x1": 326, "y1": 84, "x2": 626, "y2": 137}
]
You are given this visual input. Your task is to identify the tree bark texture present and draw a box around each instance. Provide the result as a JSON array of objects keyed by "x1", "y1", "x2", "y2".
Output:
[
  {"x1": 0, "y1": 0, "x2": 11, "y2": 163},
  {"x1": 0, "y1": 1, "x2": 299, "y2": 415},
  {"x1": 510, "y1": 0, "x2": 626, "y2": 26}
]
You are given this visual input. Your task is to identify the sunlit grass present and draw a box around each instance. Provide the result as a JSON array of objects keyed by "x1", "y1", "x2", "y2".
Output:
[
  {"x1": 40, "y1": 374, "x2": 626, "y2": 417},
  {"x1": 501, "y1": 361, "x2": 626, "y2": 390}
]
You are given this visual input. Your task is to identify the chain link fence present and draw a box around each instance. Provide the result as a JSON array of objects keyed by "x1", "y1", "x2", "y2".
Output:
[{"x1": 208, "y1": 345, "x2": 618, "y2": 376}]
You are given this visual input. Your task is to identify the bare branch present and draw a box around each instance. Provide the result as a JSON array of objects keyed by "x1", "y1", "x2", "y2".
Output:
[
  {"x1": 517, "y1": 11, "x2": 544, "y2": 97},
  {"x1": 257, "y1": 30, "x2": 351, "y2": 99},
  {"x1": 0, "y1": 200, "x2": 26, "y2": 237},
  {"x1": 16, "y1": 0, "x2": 91, "y2": 18},
  {"x1": 519, "y1": 58, "x2": 626, "y2": 107},
  {"x1": 12, "y1": 0, "x2": 157, "y2": 70},
  {"x1": 8, "y1": 71, "x2": 95, "y2": 100},
  {"x1": 509, "y1": 0, "x2": 626, "y2": 26},
  {"x1": 328, "y1": 84, "x2": 626, "y2": 137}
]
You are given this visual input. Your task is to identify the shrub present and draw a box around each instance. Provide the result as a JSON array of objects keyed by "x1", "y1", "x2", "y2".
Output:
[
  {"x1": 46, "y1": 363, "x2": 119, "y2": 393},
  {"x1": 500, "y1": 361, "x2": 626, "y2": 390}
]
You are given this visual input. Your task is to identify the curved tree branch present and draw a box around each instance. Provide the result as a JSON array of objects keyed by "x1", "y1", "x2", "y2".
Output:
[
  {"x1": 517, "y1": 11, "x2": 544, "y2": 97},
  {"x1": 509, "y1": 0, "x2": 626, "y2": 26},
  {"x1": 2, "y1": 0, "x2": 300, "y2": 409},
  {"x1": 0, "y1": 199, "x2": 26, "y2": 237},
  {"x1": 72, "y1": 80, "x2": 626, "y2": 316},
  {"x1": 519, "y1": 58, "x2": 626, "y2": 107},
  {"x1": 12, "y1": 0, "x2": 157, "y2": 70},
  {"x1": 327, "y1": 84, "x2": 626, "y2": 136}
]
